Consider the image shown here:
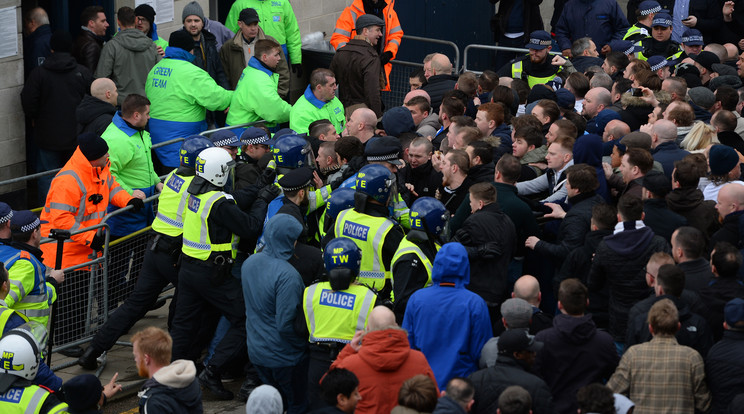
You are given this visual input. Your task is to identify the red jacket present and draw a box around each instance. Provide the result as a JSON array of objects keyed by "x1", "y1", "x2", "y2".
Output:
[
  {"x1": 40, "y1": 148, "x2": 132, "y2": 269},
  {"x1": 330, "y1": 328, "x2": 437, "y2": 414},
  {"x1": 330, "y1": 0, "x2": 403, "y2": 91}
]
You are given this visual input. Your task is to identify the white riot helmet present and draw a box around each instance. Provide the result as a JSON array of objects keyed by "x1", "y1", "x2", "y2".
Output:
[
  {"x1": 0, "y1": 322, "x2": 45, "y2": 392},
  {"x1": 194, "y1": 147, "x2": 235, "y2": 187}
]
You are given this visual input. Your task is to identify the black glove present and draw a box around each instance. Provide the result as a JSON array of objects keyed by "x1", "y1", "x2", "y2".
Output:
[
  {"x1": 259, "y1": 167, "x2": 277, "y2": 187},
  {"x1": 478, "y1": 242, "x2": 503, "y2": 259},
  {"x1": 291, "y1": 63, "x2": 303, "y2": 78},
  {"x1": 127, "y1": 198, "x2": 145, "y2": 212},
  {"x1": 380, "y1": 51, "x2": 393, "y2": 65},
  {"x1": 258, "y1": 184, "x2": 282, "y2": 203},
  {"x1": 90, "y1": 232, "x2": 105, "y2": 252}
]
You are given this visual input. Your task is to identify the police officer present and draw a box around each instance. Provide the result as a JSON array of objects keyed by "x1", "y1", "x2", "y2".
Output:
[
  {"x1": 0, "y1": 323, "x2": 68, "y2": 413},
  {"x1": 326, "y1": 164, "x2": 405, "y2": 302},
  {"x1": 170, "y1": 147, "x2": 278, "y2": 400},
  {"x1": 391, "y1": 197, "x2": 449, "y2": 324},
  {"x1": 303, "y1": 237, "x2": 375, "y2": 410},
  {"x1": 623, "y1": 0, "x2": 661, "y2": 42},
  {"x1": 78, "y1": 136, "x2": 214, "y2": 370},
  {"x1": 338, "y1": 136, "x2": 411, "y2": 228},
  {"x1": 319, "y1": 187, "x2": 356, "y2": 240},
  {"x1": 0, "y1": 210, "x2": 62, "y2": 333},
  {"x1": 497, "y1": 30, "x2": 572, "y2": 88},
  {"x1": 639, "y1": 12, "x2": 681, "y2": 61}
]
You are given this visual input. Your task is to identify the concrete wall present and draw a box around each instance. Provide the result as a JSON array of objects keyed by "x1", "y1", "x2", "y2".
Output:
[{"x1": 0, "y1": 0, "x2": 26, "y2": 200}]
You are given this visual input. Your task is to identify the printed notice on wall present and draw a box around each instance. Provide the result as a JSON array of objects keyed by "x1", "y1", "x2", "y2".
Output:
[
  {"x1": 0, "y1": 7, "x2": 18, "y2": 59},
  {"x1": 134, "y1": 0, "x2": 175, "y2": 25}
]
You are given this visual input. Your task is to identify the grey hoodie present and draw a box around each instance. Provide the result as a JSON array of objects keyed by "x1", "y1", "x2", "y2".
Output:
[
  {"x1": 95, "y1": 28, "x2": 160, "y2": 105},
  {"x1": 138, "y1": 359, "x2": 203, "y2": 413}
]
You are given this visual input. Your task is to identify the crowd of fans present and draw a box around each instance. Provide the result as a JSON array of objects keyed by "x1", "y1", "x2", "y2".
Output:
[{"x1": 8, "y1": 0, "x2": 744, "y2": 413}]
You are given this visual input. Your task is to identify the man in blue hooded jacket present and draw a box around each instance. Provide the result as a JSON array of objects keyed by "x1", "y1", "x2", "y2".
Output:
[
  {"x1": 242, "y1": 214, "x2": 308, "y2": 414},
  {"x1": 402, "y1": 242, "x2": 493, "y2": 389}
]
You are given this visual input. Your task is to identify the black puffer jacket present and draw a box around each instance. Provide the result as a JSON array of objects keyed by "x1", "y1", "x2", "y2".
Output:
[
  {"x1": 76, "y1": 94, "x2": 115, "y2": 136},
  {"x1": 453, "y1": 202, "x2": 517, "y2": 305},
  {"x1": 21, "y1": 52, "x2": 92, "y2": 152},
  {"x1": 699, "y1": 277, "x2": 744, "y2": 341},
  {"x1": 710, "y1": 210, "x2": 744, "y2": 250},
  {"x1": 469, "y1": 162, "x2": 495, "y2": 184},
  {"x1": 706, "y1": 329, "x2": 744, "y2": 414},
  {"x1": 186, "y1": 28, "x2": 229, "y2": 89},
  {"x1": 588, "y1": 224, "x2": 670, "y2": 340},
  {"x1": 643, "y1": 198, "x2": 687, "y2": 243},
  {"x1": 666, "y1": 187, "x2": 720, "y2": 238},
  {"x1": 422, "y1": 74, "x2": 457, "y2": 114},
  {"x1": 470, "y1": 355, "x2": 554, "y2": 414},
  {"x1": 398, "y1": 160, "x2": 443, "y2": 205}
]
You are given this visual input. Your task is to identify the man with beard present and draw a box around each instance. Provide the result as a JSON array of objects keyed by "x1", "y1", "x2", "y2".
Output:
[
  {"x1": 437, "y1": 149, "x2": 473, "y2": 215},
  {"x1": 499, "y1": 30, "x2": 572, "y2": 88}
]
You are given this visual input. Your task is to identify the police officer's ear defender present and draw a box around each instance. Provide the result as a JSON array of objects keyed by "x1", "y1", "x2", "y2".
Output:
[{"x1": 328, "y1": 268, "x2": 354, "y2": 291}]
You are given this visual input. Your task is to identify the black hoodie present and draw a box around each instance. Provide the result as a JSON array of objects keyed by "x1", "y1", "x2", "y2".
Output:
[{"x1": 76, "y1": 95, "x2": 116, "y2": 136}]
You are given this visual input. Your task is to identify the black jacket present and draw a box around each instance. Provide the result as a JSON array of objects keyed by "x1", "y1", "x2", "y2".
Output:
[
  {"x1": 422, "y1": 74, "x2": 457, "y2": 114},
  {"x1": 534, "y1": 314, "x2": 619, "y2": 414},
  {"x1": 138, "y1": 373, "x2": 203, "y2": 413},
  {"x1": 24, "y1": 24, "x2": 51, "y2": 77},
  {"x1": 699, "y1": 277, "x2": 744, "y2": 340},
  {"x1": 625, "y1": 294, "x2": 714, "y2": 357},
  {"x1": 678, "y1": 258, "x2": 715, "y2": 293},
  {"x1": 469, "y1": 163, "x2": 495, "y2": 184},
  {"x1": 571, "y1": 55, "x2": 604, "y2": 73},
  {"x1": 453, "y1": 202, "x2": 517, "y2": 304},
  {"x1": 188, "y1": 29, "x2": 229, "y2": 89},
  {"x1": 439, "y1": 176, "x2": 474, "y2": 215},
  {"x1": 705, "y1": 329, "x2": 744, "y2": 414},
  {"x1": 432, "y1": 396, "x2": 467, "y2": 414},
  {"x1": 392, "y1": 231, "x2": 439, "y2": 325},
  {"x1": 643, "y1": 198, "x2": 687, "y2": 243},
  {"x1": 76, "y1": 95, "x2": 116, "y2": 136},
  {"x1": 710, "y1": 210, "x2": 744, "y2": 250},
  {"x1": 588, "y1": 225, "x2": 669, "y2": 340},
  {"x1": 397, "y1": 160, "x2": 443, "y2": 205},
  {"x1": 491, "y1": 0, "x2": 544, "y2": 37},
  {"x1": 470, "y1": 355, "x2": 554, "y2": 414},
  {"x1": 72, "y1": 29, "x2": 105, "y2": 73},
  {"x1": 21, "y1": 52, "x2": 92, "y2": 152},
  {"x1": 666, "y1": 187, "x2": 720, "y2": 238},
  {"x1": 535, "y1": 192, "x2": 604, "y2": 262}
]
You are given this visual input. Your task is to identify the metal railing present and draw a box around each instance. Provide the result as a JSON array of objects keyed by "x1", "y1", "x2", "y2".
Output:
[{"x1": 462, "y1": 44, "x2": 562, "y2": 74}]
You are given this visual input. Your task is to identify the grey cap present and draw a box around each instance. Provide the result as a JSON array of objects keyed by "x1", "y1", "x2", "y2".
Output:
[
  {"x1": 355, "y1": 14, "x2": 385, "y2": 32},
  {"x1": 501, "y1": 298, "x2": 533, "y2": 329},
  {"x1": 688, "y1": 86, "x2": 715, "y2": 110}
]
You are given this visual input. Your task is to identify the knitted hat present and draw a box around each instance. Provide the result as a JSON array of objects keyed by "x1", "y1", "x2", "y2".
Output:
[
  {"x1": 134, "y1": 4, "x2": 156, "y2": 25},
  {"x1": 169, "y1": 30, "x2": 194, "y2": 52},
  {"x1": 62, "y1": 374, "x2": 103, "y2": 411},
  {"x1": 78, "y1": 132, "x2": 109, "y2": 161},
  {"x1": 382, "y1": 107, "x2": 416, "y2": 138},
  {"x1": 555, "y1": 88, "x2": 576, "y2": 110},
  {"x1": 182, "y1": 1, "x2": 205, "y2": 23},
  {"x1": 50, "y1": 31, "x2": 73, "y2": 53},
  {"x1": 709, "y1": 144, "x2": 740, "y2": 176},
  {"x1": 642, "y1": 170, "x2": 672, "y2": 197}
]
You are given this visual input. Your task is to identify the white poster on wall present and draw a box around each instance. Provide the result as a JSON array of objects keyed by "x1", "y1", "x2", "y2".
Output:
[
  {"x1": 134, "y1": 0, "x2": 175, "y2": 25},
  {"x1": 0, "y1": 7, "x2": 18, "y2": 59}
]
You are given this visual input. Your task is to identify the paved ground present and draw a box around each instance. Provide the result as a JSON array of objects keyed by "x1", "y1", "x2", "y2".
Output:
[{"x1": 51, "y1": 300, "x2": 247, "y2": 414}]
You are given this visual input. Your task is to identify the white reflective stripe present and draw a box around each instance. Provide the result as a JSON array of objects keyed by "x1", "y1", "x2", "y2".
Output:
[
  {"x1": 156, "y1": 212, "x2": 184, "y2": 229},
  {"x1": 47, "y1": 202, "x2": 75, "y2": 212},
  {"x1": 8, "y1": 279, "x2": 26, "y2": 302},
  {"x1": 350, "y1": 10, "x2": 358, "y2": 23},
  {"x1": 389, "y1": 26, "x2": 402, "y2": 34},
  {"x1": 370, "y1": 220, "x2": 394, "y2": 272},
  {"x1": 27, "y1": 387, "x2": 49, "y2": 410},
  {"x1": 81, "y1": 211, "x2": 106, "y2": 221},
  {"x1": 19, "y1": 308, "x2": 51, "y2": 318},
  {"x1": 48, "y1": 404, "x2": 69, "y2": 414},
  {"x1": 338, "y1": 42, "x2": 348, "y2": 48},
  {"x1": 53, "y1": 170, "x2": 90, "y2": 229},
  {"x1": 389, "y1": 39, "x2": 400, "y2": 47},
  {"x1": 333, "y1": 28, "x2": 351, "y2": 36},
  {"x1": 19, "y1": 293, "x2": 48, "y2": 304},
  {"x1": 304, "y1": 284, "x2": 318, "y2": 339},
  {"x1": 198, "y1": 192, "x2": 226, "y2": 245},
  {"x1": 356, "y1": 289, "x2": 376, "y2": 331},
  {"x1": 319, "y1": 186, "x2": 330, "y2": 202},
  {"x1": 334, "y1": 209, "x2": 350, "y2": 236},
  {"x1": 109, "y1": 186, "x2": 125, "y2": 198},
  {"x1": 395, "y1": 245, "x2": 433, "y2": 274}
]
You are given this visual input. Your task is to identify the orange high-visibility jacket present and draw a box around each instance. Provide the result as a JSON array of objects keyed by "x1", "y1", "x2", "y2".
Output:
[
  {"x1": 330, "y1": 0, "x2": 403, "y2": 92},
  {"x1": 40, "y1": 148, "x2": 133, "y2": 269}
]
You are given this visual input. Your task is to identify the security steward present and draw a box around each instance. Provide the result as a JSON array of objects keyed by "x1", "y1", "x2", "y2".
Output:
[
  {"x1": 338, "y1": 136, "x2": 411, "y2": 228},
  {"x1": 0, "y1": 210, "x2": 63, "y2": 333},
  {"x1": 303, "y1": 237, "x2": 375, "y2": 409},
  {"x1": 325, "y1": 164, "x2": 405, "y2": 303},
  {"x1": 78, "y1": 136, "x2": 214, "y2": 370},
  {"x1": 170, "y1": 147, "x2": 279, "y2": 400},
  {"x1": 497, "y1": 30, "x2": 573, "y2": 88},
  {"x1": 0, "y1": 323, "x2": 68, "y2": 413},
  {"x1": 638, "y1": 12, "x2": 681, "y2": 61},
  {"x1": 391, "y1": 197, "x2": 448, "y2": 324}
]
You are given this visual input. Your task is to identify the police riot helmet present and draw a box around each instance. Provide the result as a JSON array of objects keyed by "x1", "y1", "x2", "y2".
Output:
[
  {"x1": 410, "y1": 197, "x2": 449, "y2": 236},
  {"x1": 325, "y1": 188, "x2": 356, "y2": 221},
  {"x1": 324, "y1": 237, "x2": 362, "y2": 291},
  {"x1": 0, "y1": 322, "x2": 46, "y2": 392},
  {"x1": 179, "y1": 135, "x2": 214, "y2": 169},
  {"x1": 194, "y1": 147, "x2": 235, "y2": 187},
  {"x1": 355, "y1": 164, "x2": 395, "y2": 204},
  {"x1": 272, "y1": 134, "x2": 316, "y2": 170}
]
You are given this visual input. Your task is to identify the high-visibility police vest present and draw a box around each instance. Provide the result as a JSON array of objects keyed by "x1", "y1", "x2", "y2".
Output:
[
  {"x1": 0, "y1": 385, "x2": 68, "y2": 413},
  {"x1": 0, "y1": 246, "x2": 55, "y2": 328},
  {"x1": 151, "y1": 170, "x2": 194, "y2": 237},
  {"x1": 0, "y1": 305, "x2": 27, "y2": 334},
  {"x1": 338, "y1": 173, "x2": 411, "y2": 229},
  {"x1": 303, "y1": 281, "x2": 376, "y2": 343},
  {"x1": 181, "y1": 190, "x2": 238, "y2": 260},
  {"x1": 391, "y1": 238, "x2": 439, "y2": 292},
  {"x1": 334, "y1": 209, "x2": 397, "y2": 291},
  {"x1": 511, "y1": 60, "x2": 557, "y2": 88},
  {"x1": 623, "y1": 24, "x2": 649, "y2": 41}
]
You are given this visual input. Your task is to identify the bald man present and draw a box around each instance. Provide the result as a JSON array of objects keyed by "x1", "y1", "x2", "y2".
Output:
[
  {"x1": 342, "y1": 107, "x2": 377, "y2": 143},
  {"x1": 422, "y1": 53, "x2": 457, "y2": 114},
  {"x1": 711, "y1": 183, "x2": 744, "y2": 248},
  {"x1": 581, "y1": 88, "x2": 612, "y2": 121},
  {"x1": 512, "y1": 275, "x2": 553, "y2": 335},
  {"x1": 77, "y1": 78, "x2": 118, "y2": 136},
  {"x1": 330, "y1": 305, "x2": 438, "y2": 414},
  {"x1": 649, "y1": 119, "x2": 689, "y2": 179}
]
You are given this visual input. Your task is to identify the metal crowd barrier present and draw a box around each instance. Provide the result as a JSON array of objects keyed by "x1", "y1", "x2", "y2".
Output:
[
  {"x1": 381, "y1": 35, "x2": 461, "y2": 110},
  {"x1": 462, "y1": 44, "x2": 561, "y2": 75}
]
